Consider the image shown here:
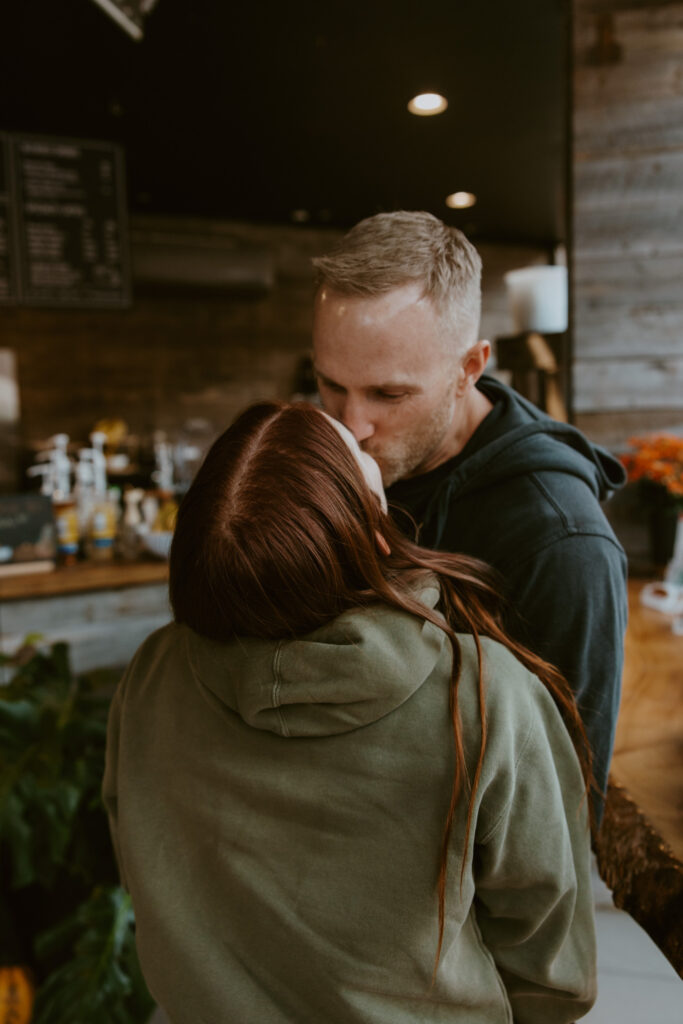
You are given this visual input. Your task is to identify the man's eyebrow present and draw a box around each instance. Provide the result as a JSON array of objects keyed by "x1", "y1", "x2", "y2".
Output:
[
  {"x1": 314, "y1": 367, "x2": 422, "y2": 394},
  {"x1": 370, "y1": 382, "x2": 422, "y2": 393},
  {"x1": 313, "y1": 368, "x2": 341, "y2": 386}
]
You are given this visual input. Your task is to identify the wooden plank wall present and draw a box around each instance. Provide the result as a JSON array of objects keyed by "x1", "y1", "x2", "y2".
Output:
[
  {"x1": 573, "y1": 0, "x2": 683, "y2": 445},
  {"x1": 0, "y1": 214, "x2": 544, "y2": 479}
]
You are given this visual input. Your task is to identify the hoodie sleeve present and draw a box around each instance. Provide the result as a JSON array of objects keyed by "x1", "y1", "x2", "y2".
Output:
[
  {"x1": 504, "y1": 529, "x2": 628, "y2": 805},
  {"x1": 473, "y1": 669, "x2": 597, "y2": 1024}
]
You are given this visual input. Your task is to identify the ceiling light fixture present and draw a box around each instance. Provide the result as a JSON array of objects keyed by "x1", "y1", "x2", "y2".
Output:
[
  {"x1": 445, "y1": 191, "x2": 477, "y2": 209},
  {"x1": 407, "y1": 93, "x2": 448, "y2": 116}
]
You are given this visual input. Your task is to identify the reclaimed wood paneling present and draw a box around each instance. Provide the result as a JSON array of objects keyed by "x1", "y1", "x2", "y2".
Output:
[
  {"x1": 575, "y1": 407, "x2": 683, "y2": 447},
  {"x1": 579, "y1": 0, "x2": 683, "y2": 11},
  {"x1": 573, "y1": 254, "x2": 683, "y2": 357},
  {"x1": 573, "y1": 354, "x2": 683, "y2": 410},
  {"x1": 572, "y1": 0, "x2": 683, "y2": 435}
]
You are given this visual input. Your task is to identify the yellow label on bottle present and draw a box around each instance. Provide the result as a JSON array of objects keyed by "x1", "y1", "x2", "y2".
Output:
[
  {"x1": 91, "y1": 502, "x2": 116, "y2": 546},
  {"x1": 55, "y1": 505, "x2": 79, "y2": 552}
]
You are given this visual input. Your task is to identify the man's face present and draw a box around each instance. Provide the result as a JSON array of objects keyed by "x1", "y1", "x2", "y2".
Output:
[{"x1": 312, "y1": 282, "x2": 463, "y2": 486}]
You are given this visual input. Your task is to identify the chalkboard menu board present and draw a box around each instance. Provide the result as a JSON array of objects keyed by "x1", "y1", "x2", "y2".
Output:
[
  {"x1": 0, "y1": 133, "x2": 131, "y2": 309},
  {"x1": 0, "y1": 136, "x2": 18, "y2": 305}
]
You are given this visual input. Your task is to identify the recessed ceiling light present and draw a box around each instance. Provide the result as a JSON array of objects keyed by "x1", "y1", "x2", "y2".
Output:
[
  {"x1": 407, "y1": 93, "x2": 448, "y2": 116},
  {"x1": 445, "y1": 191, "x2": 477, "y2": 209}
]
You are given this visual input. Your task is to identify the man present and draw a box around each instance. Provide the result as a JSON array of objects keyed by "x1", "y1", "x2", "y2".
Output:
[{"x1": 311, "y1": 210, "x2": 627, "y2": 810}]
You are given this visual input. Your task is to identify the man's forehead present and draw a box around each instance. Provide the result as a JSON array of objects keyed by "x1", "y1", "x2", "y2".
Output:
[{"x1": 313, "y1": 284, "x2": 462, "y2": 373}]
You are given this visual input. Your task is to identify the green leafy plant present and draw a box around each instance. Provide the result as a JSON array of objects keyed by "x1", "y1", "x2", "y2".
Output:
[{"x1": 0, "y1": 640, "x2": 155, "y2": 1024}]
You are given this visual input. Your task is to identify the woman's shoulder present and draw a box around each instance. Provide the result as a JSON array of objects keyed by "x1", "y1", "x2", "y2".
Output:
[
  {"x1": 116, "y1": 621, "x2": 187, "y2": 696},
  {"x1": 456, "y1": 635, "x2": 579, "y2": 775},
  {"x1": 457, "y1": 632, "x2": 538, "y2": 712},
  {"x1": 456, "y1": 634, "x2": 585, "y2": 833}
]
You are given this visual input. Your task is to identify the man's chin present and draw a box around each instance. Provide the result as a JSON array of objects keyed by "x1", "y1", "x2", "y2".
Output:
[
  {"x1": 362, "y1": 447, "x2": 415, "y2": 487},
  {"x1": 376, "y1": 459, "x2": 409, "y2": 489}
]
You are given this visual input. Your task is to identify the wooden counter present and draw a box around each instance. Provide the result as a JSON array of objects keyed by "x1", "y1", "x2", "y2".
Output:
[
  {"x1": 597, "y1": 577, "x2": 683, "y2": 975},
  {"x1": 612, "y1": 579, "x2": 683, "y2": 861},
  {"x1": 0, "y1": 558, "x2": 168, "y2": 601}
]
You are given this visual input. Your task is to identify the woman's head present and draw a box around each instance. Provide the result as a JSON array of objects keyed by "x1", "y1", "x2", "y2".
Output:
[{"x1": 169, "y1": 401, "x2": 392, "y2": 640}]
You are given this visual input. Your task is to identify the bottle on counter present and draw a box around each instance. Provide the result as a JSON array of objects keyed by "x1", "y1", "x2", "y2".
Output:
[
  {"x1": 151, "y1": 433, "x2": 178, "y2": 533},
  {"x1": 153, "y1": 490, "x2": 178, "y2": 533},
  {"x1": 54, "y1": 499, "x2": 80, "y2": 566},
  {"x1": 88, "y1": 489, "x2": 120, "y2": 562},
  {"x1": 28, "y1": 434, "x2": 79, "y2": 566},
  {"x1": 79, "y1": 432, "x2": 118, "y2": 561},
  {"x1": 118, "y1": 487, "x2": 146, "y2": 561}
]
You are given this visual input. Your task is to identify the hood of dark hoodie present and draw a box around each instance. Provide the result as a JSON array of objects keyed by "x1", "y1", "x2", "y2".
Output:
[
  {"x1": 452, "y1": 375, "x2": 626, "y2": 502},
  {"x1": 388, "y1": 376, "x2": 625, "y2": 515},
  {"x1": 182, "y1": 581, "x2": 449, "y2": 738}
]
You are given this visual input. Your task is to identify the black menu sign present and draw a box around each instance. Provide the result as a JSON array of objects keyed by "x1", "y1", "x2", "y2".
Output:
[{"x1": 0, "y1": 133, "x2": 130, "y2": 308}]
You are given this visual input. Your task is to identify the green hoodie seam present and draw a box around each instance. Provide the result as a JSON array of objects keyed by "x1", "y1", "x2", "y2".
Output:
[{"x1": 271, "y1": 641, "x2": 290, "y2": 737}]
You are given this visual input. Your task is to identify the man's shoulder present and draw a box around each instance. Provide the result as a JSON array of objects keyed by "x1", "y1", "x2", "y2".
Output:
[{"x1": 416, "y1": 458, "x2": 624, "y2": 571}]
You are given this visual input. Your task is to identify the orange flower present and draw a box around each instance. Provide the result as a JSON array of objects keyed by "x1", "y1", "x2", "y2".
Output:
[{"x1": 620, "y1": 434, "x2": 683, "y2": 498}]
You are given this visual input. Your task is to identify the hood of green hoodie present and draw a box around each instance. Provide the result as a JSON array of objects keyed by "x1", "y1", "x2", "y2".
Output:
[{"x1": 182, "y1": 582, "x2": 449, "y2": 738}]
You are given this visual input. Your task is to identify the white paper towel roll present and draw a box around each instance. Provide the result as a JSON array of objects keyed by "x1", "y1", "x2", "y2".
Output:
[{"x1": 504, "y1": 265, "x2": 568, "y2": 334}]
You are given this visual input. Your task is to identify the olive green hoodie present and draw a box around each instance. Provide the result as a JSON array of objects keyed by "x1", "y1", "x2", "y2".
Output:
[{"x1": 103, "y1": 583, "x2": 596, "y2": 1023}]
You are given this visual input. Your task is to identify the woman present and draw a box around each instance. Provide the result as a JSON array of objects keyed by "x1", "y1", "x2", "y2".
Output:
[{"x1": 103, "y1": 401, "x2": 597, "y2": 1024}]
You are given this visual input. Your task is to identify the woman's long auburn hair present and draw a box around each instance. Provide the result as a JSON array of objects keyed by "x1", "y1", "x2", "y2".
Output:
[{"x1": 170, "y1": 401, "x2": 597, "y2": 973}]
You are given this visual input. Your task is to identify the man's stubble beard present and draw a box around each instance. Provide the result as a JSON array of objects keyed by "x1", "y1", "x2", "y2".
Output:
[{"x1": 363, "y1": 394, "x2": 457, "y2": 488}]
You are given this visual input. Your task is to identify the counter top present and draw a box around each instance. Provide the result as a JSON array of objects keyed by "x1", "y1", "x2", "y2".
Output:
[
  {"x1": 0, "y1": 558, "x2": 168, "y2": 600},
  {"x1": 597, "y1": 577, "x2": 683, "y2": 975},
  {"x1": 612, "y1": 578, "x2": 683, "y2": 861}
]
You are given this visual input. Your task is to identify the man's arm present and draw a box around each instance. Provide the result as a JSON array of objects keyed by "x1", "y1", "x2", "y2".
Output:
[{"x1": 503, "y1": 532, "x2": 628, "y2": 802}]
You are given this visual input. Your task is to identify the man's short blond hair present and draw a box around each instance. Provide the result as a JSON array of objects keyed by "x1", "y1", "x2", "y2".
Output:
[{"x1": 312, "y1": 211, "x2": 482, "y2": 350}]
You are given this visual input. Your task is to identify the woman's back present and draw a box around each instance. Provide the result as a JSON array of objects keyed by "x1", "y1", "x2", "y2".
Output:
[{"x1": 104, "y1": 579, "x2": 596, "y2": 1024}]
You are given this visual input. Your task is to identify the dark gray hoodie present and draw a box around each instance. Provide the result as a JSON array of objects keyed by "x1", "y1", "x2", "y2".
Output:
[{"x1": 387, "y1": 375, "x2": 628, "y2": 802}]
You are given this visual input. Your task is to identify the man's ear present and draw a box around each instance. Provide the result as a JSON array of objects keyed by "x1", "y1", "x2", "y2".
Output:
[{"x1": 456, "y1": 340, "x2": 490, "y2": 395}]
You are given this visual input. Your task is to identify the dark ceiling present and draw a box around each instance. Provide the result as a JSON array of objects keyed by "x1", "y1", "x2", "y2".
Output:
[{"x1": 1, "y1": 0, "x2": 570, "y2": 245}]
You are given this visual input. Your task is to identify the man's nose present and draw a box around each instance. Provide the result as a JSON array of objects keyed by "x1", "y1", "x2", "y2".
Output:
[{"x1": 340, "y1": 396, "x2": 375, "y2": 443}]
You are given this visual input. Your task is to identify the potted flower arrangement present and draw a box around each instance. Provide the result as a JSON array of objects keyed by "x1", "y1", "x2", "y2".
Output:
[{"x1": 619, "y1": 433, "x2": 683, "y2": 566}]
